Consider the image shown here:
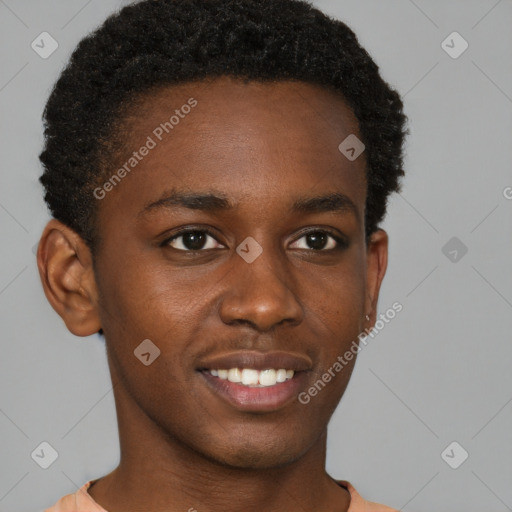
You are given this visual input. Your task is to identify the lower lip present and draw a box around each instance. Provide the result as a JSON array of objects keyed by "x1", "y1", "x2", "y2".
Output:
[{"x1": 199, "y1": 371, "x2": 306, "y2": 412}]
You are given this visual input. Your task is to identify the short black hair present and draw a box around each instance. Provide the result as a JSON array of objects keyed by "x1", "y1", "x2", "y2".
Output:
[{"x1": 39, "y1": 0, "x2": 407, "y2": 253}]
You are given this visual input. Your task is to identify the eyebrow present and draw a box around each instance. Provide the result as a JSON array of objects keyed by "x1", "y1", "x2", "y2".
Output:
[
  {"x1": 139, "y1": 190, "x2": 234, "y2": 218},
  {"x1": 139, "y1": 189, "x2": 359, "y2": 222},
  {"x1": 292, "y1": 192, "x2": 359, "y2": 222}
]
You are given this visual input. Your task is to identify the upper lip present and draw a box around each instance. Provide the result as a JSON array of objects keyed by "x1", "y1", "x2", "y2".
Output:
[{"x1": 197, "y1": 350, "x2": 313, "y2": 372}]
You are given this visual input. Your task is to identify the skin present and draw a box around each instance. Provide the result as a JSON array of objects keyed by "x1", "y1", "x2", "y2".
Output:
[{"x1": 37, "y1": 75, "x2": 388, "y2": 512}]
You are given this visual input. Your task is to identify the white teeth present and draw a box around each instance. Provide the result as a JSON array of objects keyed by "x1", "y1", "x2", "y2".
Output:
[
  {"x1": 259, "y1": 369, "x2": 277, "y2": 386},
  {"x1": 227, "y1": 368, "x2": 242, "y2": 383},
  {"x1": 276, "y1": 369, "x2": 287, "y2": 383},
  {"x1": 241, "y1": 368, "x2": 259, "y2": 386},
  {"x1": 208, "y1": 368, "x2": 295, "y2": 387}
]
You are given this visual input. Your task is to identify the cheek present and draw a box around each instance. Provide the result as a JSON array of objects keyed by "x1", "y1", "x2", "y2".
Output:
[
  {"x1": 300, "y1": 252, "x2": 367, "y2": 333},
  {"x1": 95, "y1": 259, "x2": 207, "y2": 387},
  {"x1": 96, "y1": 265, "x2": 199, "y2": 420},
  {"x1": 96, "y1": 258, "x2": 184, "y2": 335},
  {"x1": 297, "y1": 251, "x2": 367, "y2": 412}
]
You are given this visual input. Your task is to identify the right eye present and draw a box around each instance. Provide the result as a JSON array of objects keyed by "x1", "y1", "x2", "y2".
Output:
[{"x1": 161, "y1": 228, "x2": 225, "y2": 252}]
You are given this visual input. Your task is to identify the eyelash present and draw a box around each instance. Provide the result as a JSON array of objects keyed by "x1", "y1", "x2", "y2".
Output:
[{"x1": 160, "y1": 226, "x2": 348, "y2": 252}]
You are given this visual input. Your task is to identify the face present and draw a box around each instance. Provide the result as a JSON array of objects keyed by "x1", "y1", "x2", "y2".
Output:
[{"x1": 43, "y1": 76, "x2": 388, "y2": 470}]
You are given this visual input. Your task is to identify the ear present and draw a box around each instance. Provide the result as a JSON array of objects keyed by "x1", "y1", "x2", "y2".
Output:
[
  {"x1": 36, "y1": 219, "x2": 102, "y2": 336},
  {"x1": 364, "y1": 229, "x2": 388, "y2": 326}
]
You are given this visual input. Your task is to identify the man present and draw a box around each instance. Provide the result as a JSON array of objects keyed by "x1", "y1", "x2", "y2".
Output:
[{"x1": 37, "y1": 0, "x2": 407, "y2": 510}]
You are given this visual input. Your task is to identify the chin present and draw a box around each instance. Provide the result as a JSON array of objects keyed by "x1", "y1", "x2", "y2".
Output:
[{"x1": 199, "y1": 431, "x2": 312, "y2": 470}]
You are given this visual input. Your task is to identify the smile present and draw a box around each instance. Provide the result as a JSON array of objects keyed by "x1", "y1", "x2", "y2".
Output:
[
  {"x1": 197, "y1": 350, "x2": 312, "y2": 412},
  {"x1": 207, "y1": 368, "x2": 295, "y2": 387}
]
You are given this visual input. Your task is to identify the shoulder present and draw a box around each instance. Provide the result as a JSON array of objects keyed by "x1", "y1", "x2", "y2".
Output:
[
  {"x1": 43, "y1": 489, "x2": 77, "y2": 512},
  {"x1": 43, "y1": 491, "x2": 75, "y2": 512},
  {"x1": 338, "y1": 480, "x2": 399, "y2": 512},
  {"x1": 43, "y1": 480, "x2": 106, "y2": 512}
]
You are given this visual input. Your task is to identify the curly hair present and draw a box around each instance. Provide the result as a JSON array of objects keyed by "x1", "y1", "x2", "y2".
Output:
[{"x1": 39, "y1": 0, "x2": 407, "y2": 252}]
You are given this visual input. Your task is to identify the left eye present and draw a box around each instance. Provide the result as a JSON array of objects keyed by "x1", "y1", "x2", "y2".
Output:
[{"x1": 290, "y1": 230, "x2": 344, "y2": 251}]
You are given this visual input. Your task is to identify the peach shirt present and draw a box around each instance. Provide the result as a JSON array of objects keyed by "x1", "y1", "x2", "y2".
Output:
[{"x1": 43, "y1": 478, "x2": 398, "y2": 511}]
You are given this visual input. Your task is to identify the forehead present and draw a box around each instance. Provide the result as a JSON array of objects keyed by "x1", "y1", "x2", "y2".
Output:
[
  {"x1": 122, "y1": 76, "x2": 362, "y2": 152},
  {"x1": 98, "y1": 76, "x2": 367, "y2": 221}
]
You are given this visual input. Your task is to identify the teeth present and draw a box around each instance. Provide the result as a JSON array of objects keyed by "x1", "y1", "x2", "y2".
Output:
[
  {"x1": 276, "y1": 369, "x2": 287, "y2": 383},
  {"x1": 259, "y1": 369, "x2": 277, "y2": 386},
  {"x1": 241, "y1": 368, "x2": 259, "y2": 385},
  {"x1": 228, "y1": 368, "x2": 242, "y2": 383},
  {"x1": 208, "y1": 368, "x2": 295, "y2": 387}
]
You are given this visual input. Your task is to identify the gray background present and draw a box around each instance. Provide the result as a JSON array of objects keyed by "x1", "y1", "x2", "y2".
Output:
[{"x1": 0, "y1": 0, "x2": 511, "y2": 511}]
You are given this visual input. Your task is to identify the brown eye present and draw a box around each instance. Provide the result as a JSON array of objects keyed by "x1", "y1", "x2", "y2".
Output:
[
  {"x1": 164, "y1": 229, "x2": 224, "y2": 251},
  {"x1": 290, "y1": 230, "x2": 347, "y2": 251}
]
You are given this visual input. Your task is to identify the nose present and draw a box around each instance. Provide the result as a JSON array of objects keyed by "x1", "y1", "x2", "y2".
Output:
[{"x1": 219, "y1": 248, "x2": 304, "y2": 332}]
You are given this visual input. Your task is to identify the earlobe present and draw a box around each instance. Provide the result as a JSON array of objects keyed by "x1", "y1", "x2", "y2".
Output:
[
  {"x1": 36, "y1": 219, "x2": 102, "y2": 336},
  {"x1": 364, "y1": 229, "x2": 389, "y2": 325}
]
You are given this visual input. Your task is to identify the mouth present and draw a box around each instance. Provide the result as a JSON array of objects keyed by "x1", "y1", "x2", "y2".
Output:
[
  {"x1": 205, "y1": 367, "x2": 296, "y2": 387},
  {"x1": 197, "y1": 351, "x2": 312, "y2": 412}
]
